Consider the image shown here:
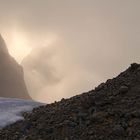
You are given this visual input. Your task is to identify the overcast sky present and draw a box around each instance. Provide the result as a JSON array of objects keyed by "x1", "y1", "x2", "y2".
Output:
[{"x1": 0, "y1": 0, "x2": 140, "y2": 103}]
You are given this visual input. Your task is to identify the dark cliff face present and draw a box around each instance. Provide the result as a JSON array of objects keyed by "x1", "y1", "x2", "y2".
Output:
[{"x1": 0, "y1": 35, "x2": 31, "y2": 99}]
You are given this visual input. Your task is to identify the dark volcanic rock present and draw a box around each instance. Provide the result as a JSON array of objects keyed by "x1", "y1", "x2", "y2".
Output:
[
  {"x1": 1, "y1": 63, "x2": 140, "y2": 140},
  {"x1": 0, "y1": 34, "x2": 31, "y2": 99}
]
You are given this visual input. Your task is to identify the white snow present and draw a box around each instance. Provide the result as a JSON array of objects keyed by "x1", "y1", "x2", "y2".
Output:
[{"x1": 0, "y1": 97, "x2": 43, "y2": 128}]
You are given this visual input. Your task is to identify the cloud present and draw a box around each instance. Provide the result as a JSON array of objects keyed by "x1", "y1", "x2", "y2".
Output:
[
  {"x1": 0, "y1": 0, "x2": 140, "y2": 102},
  {"x1": 22, "y1": 41, "x2": 103, "y2": 103}
]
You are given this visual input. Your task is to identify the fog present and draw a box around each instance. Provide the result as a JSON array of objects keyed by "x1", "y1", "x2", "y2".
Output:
[{"x1": 0, "y1": 0, "x2": 140, "y2": 103}]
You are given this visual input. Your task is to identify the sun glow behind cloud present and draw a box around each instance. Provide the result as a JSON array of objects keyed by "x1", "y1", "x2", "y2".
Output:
[
  {"x1": 8, "y1": 31, "x2": 32, "y2": 63},
  {"x1": 3, "y1": 28, "x2": 58, "y2": 64}
]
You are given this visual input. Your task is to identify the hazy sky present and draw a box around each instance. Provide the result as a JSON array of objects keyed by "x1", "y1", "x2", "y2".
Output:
[{"x1": 0, "y1": 0, "x2": 140, "y2": 103}]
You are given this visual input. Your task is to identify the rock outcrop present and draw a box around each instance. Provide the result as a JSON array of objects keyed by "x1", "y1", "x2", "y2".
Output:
[
  {"x1": 0, "y1": 34, "x2": 31, "y2": 99},
  {"x1": 1, "y1": 63, "x2": 140, "y2": 140}
]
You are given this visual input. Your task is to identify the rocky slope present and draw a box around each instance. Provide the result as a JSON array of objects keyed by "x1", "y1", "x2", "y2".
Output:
[
  {"x1": 0, "y1": 34, "x2": 31, "y2": 99},
  {"x1": 0, "y1": 63, "x2": 140, "y2": 140}
]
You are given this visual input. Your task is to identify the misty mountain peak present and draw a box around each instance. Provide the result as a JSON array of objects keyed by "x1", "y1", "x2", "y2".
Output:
[
  {"x1": 0, "y1": 35, "x2": 31, "y2": 100},
  {"x1": 0, "y1": 34, "x2": 8, "y2": 54}
]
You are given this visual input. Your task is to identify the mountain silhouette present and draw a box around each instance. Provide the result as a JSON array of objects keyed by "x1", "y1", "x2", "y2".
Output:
[{"x1": 0, "y1": 34, "x2": 31, "y2": 99}]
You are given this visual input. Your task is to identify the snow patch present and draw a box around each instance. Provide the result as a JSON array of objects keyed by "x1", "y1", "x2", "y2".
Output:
[{"x1": 0, "y1": 97, "x2": 43, "y2": 128}]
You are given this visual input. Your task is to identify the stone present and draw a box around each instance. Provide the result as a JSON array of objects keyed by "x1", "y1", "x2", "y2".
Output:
[{"x1": 118, "y1": 85, "x2": 129, "y2": 94}]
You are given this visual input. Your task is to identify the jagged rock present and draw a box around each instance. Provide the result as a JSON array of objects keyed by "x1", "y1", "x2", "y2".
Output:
[
  {"x1": 0, "y1": 34, "x2": 31, "y2": 99},
  {"x1": 118, "y1": 85, "x2": 129, "y2": 94}
]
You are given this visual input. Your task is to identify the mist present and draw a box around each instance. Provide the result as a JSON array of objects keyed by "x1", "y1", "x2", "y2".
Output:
[{"x1": 0, "y1": 0, "x2": 140, "y2": 103}]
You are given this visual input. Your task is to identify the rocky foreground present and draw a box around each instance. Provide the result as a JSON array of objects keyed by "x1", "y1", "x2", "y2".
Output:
[{"x1": 1, "y1": 63, "x2": 140, "y2": 140}]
